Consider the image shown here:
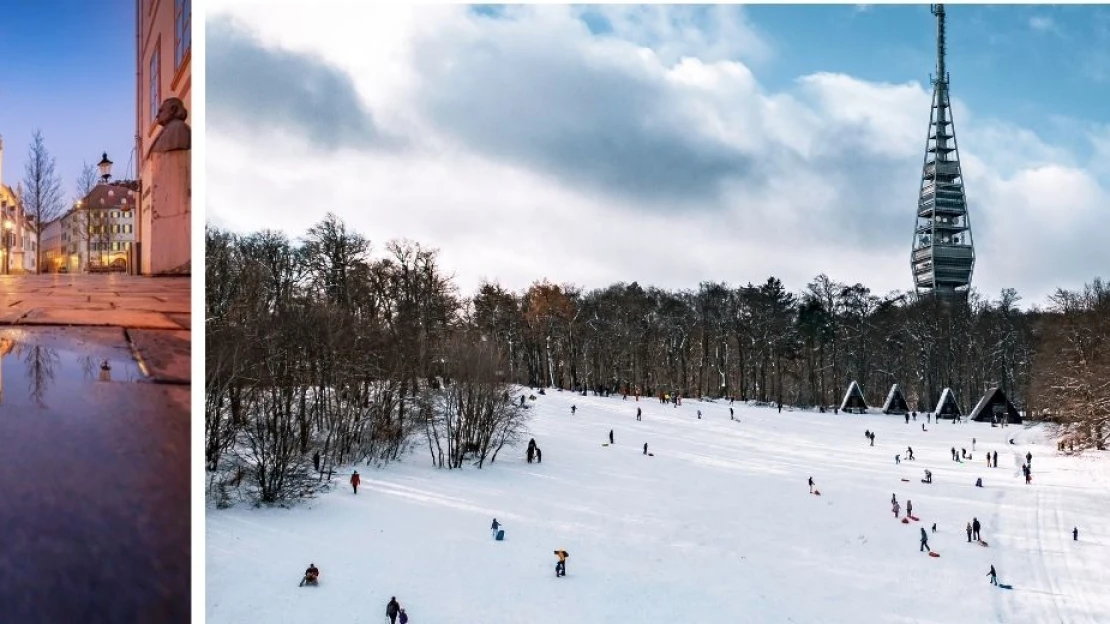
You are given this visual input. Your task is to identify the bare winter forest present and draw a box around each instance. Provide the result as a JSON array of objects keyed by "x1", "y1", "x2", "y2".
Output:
[{"x1": 205, "y1": 215, "x2": 1108, "y2": 504}]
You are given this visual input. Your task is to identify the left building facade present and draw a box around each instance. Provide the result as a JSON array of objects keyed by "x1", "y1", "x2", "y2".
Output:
[{"x1": 0, "y1": 136, "x2": 38, "y2": 274}]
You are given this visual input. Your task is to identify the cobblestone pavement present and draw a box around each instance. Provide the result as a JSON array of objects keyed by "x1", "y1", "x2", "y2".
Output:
[{"x1": 0, "y1": 274, "x2": 190, "y2": 622}]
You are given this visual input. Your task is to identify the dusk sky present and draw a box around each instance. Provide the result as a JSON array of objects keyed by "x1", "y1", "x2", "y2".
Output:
[
  {"x1": 207, "y1": 4, "x2": 1110, "y2": 306},
  {"x1": 0, "y1": 0, "x2": 136, "y2": 202}
]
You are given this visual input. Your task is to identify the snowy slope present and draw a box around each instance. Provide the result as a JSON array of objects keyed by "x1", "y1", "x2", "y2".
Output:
[{"x1": 206, "y1": 390, "x2": 1110, "y2": 623}]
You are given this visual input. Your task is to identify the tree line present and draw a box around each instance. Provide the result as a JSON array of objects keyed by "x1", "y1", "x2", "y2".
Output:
[{"x1": 205, "y1": 215, "x2": 1107, "y2": 503}]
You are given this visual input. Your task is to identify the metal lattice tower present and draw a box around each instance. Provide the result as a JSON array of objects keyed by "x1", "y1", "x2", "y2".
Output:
[{"x1": 911, "y1": 4, "x2": 974, "y2": 300}]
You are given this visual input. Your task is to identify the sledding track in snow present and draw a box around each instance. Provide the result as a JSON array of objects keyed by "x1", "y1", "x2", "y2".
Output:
[{"x1": 207, "y1": 390, "x2": 1110, "y2": 623}]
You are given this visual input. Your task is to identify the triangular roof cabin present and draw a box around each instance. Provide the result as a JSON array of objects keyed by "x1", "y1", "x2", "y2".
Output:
[
  {"x1": 969, "y1": 387, "x2": 1022, "y2": 424},
  {"x1": 934, "y1": 387, "x2": 962, "y2": 419},
  {"x1": 840, "y1": 381, "x2": 869, "y2": 414},
  {"x1": 882, "y1": 384, "x2": 909, "y2": 415}
]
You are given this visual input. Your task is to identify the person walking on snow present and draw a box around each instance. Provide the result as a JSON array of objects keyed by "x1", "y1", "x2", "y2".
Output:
[
  {"x1": 986, "y1": 454, "x2": 992, "y2": 468},
  {"x1": 809, "y1": 477, "x2": 815, "y2": 494},
  {"x1": 697, "y1": 410, "x2": 702, "y2": 419},
  {"x1": 1026, "y1": 451, "x2": 1032, "y2": 466},
  {"x1": 350, "y1": 470, "x2": 360, "y2": 495},
  {"x1": 893, "y1": 500, "x2": 901, "y2": 518},
  {"x1": 907, "y1": 500, "x2": 913, "y2": 517},
  {"x1": 870, "y1": 433, "x2": 875, "y2": 447},
  {"x1": 491, "y1": 518, "x2": 500, "y2": 538},
  {"x1": 609, "y1": 429, "x2": 614, "y2": 445},
  {"x1": 966, "y1": 522, "x2": 973, "y2": 542},
  {"x1": 386, "y1": 597, "x2": 401, "y2": 624},
  {"x1": 972, "y1": 518, "x2": 981, "y2": 541},
  {"x1": 730, "y1": 407, "x2": 734, "y2": 420},
  {"x1": 313, "y1": 451, "x2": 320, "y2": 473},
  {"x1": 987, "y1": 565, "x2": 998, "y2": 586},
  {"x1": 906, "y1": 446, "x2": 914, "y2": 460},
  {"x1": 905, "y1": 413, "x2": 910, "y2": 424},
  {"x1": 972, "y1": 437, "x2": 976, "y2": 451},
  {"x1": 636, "y1": 407, "x2": 642, "y2": 421},
  {"x1": 1074, "y1": 527, "x2": 1079, "y2": 541},
  {"x1": 398, "y1": 608, "x2": 408, "y2": 624},
  {"x1": 993, "y1": 451, "x2": 998, "y2": 467},
  {"x1": 554, "y1": 550, "x2": 568, "y2": 577},
  {"x1": 571, "y1": 405, "x2": 577, "y2": 415},
  {"x1": 895, "y1": 454, "x2": 901, "y2": 464},
  {"x1": 920, "y1": 527, "x2": 930, "y2": 552},
  {"x1": 643, "y1": 443, "x2": 648, "y2": 455},
  {"x1": 931, "y1": 522, "x2": 937, "y2": 534},
  {"x1": 535, "y1": 447, "x2": 542, "y2": 463}
]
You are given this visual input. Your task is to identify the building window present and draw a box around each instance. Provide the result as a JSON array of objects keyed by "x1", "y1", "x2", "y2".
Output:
[
  {"x1": 150, "y1": 47, "x2": 161, "y2": 124},
  {"x1": 175, "y1": 0, "x2": 191, "y2": 69}
]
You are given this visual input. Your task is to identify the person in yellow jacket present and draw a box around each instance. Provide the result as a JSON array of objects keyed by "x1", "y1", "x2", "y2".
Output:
[{"x1": 554, "y1": 550, "x2": 568, "y2": 577}]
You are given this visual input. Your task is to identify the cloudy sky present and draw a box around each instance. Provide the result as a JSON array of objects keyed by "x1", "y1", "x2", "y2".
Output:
[
  {"x1": 207, "y1": 3, "x2": 1110, "y2": 306},
  {"x1": 0, "y1": 0, "x2": 134, "y2": 200}
]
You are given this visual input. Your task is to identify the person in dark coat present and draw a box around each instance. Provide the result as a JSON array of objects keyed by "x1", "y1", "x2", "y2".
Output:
[
  {"x1": 398, "y1": 608, "x2": 408, "y2": 624},
  {"x1": 350, "y1": 471, "x2": 360, "y2": 494},
  {"x1": 907, "y1": 500, "x2": 913, "y2": 517},
  {"x1": 730, "y1": 407, "x2": 735, "y2": 420},
  {"x1": 609, "y1": 429, "x2": 614, "y2": 444},
  {"x1": 554, "y1": 550, "x2": 568, "y2": 577},
  {"x1": 535, "y1": 447, "x2": 542, "y2": 463},
  {"x1": 299, "y1": 563, "x2": 320, "y2": 586},
  {"x1": 987, "y1": 565, "x2": 998, "y2": 586},
  {"x1": 491, "y1": 518, "x2": 500, "y2": 537},
  {"x1": 386, "y1": 597, "x2": 401, "y2": 624},
  {"x1": 920, "y1": 527, "x2": 930, "y2": 552},
  {"x1": 972, "y1": 518, "x2": 981, "y2": 541},
  {"x1": 870, "y1": 433, "x2": 875, "y2": 447},
  {"x1": 931, "y1": 522, "x2": 937, "y2": 534},
  {"x1": 1026, "y1": 451, "x2": 1032, "y2": 466},
  {"x1": 966, "y1": 522, "x2": 973, "y2": 542},
  {"x1": 313, "y1": 451, "x2": 320, "y2": 472},
  {"x1": 993, "y1": 451, "x2": 998, "y2": 467},
  {"x1": 571, "y1": 405, "x2": 577, "y2": 415},
  {"x1": 809, "y1": 477, "x2": 815, "y2": 494},
  {"x1": 1074, "y1": 527, "x2": 1079, "y2": 541},
  {"x1": 636, "y1": 407, "x2": 642, "y2": 421},
  {"x1": 643, "y1": 443, "x2": 648, "y2": 455}
]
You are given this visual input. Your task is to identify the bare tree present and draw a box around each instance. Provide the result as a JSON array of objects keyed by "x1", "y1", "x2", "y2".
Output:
[{"x1": 21, "y1": 130, "x2": 65, "y2": 274}]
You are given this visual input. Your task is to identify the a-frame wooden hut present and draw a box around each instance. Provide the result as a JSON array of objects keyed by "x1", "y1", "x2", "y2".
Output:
[
  {"x1": 969, "y1": 387, "x2": 1022, "y2": 424},
  {"x1": 934, "y1": 387, "x2": 962, "y2": 419},
  {"x1": 882, "y1": 384, "x2": 910, "y2": 415},
  {"x1": 840, "y1": 381, "x2": 869, "y2": 414}
]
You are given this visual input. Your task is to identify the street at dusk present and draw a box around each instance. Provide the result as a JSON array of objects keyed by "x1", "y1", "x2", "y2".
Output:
[{"x1": 0, "y1": 1, "x2": 191, "y2": 621}]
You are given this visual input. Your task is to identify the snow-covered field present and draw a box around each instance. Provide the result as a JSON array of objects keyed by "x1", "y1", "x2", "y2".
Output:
[{"x1": 206, "y1": 390, "x2": 1109, "y2": 623}]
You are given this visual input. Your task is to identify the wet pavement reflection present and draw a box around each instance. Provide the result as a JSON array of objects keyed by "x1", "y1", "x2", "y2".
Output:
[{"x1": 0, "y1": 327, "x2": 190, "y2": 622}]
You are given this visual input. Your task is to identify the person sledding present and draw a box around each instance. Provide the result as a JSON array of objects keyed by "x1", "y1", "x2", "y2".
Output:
[
  {"x1": 350, "y1": 470, "x2": 361, "y2": 494},
  {"x1": 554, "y1": 549, "x2": 569, "y2": 577},
  {"x1": 299, "y1": 563, "x2": 320, "y2": 587}
]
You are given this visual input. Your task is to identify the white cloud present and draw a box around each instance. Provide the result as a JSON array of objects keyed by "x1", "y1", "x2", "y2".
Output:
[
  {"x1": 207, "y1": 4, "x2": 1110, "y2": 306},
  {"x1": 1029, "y1": 16, "x2": 1058, "y2": 33}
]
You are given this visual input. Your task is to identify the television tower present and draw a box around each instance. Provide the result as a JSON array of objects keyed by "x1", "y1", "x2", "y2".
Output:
[{"x1": 911, "y1": 4, "x2": 974, "y2": 300}]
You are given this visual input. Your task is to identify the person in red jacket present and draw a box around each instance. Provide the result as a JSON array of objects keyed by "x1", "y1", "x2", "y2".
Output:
[{"x1": 350, "y1": 470, "x2": 361, "y2": 494}]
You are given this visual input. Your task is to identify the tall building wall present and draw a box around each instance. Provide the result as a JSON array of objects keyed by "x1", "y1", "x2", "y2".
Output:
[{"x1": 137, "y1": 0, "x2": 191, "y2": 275}]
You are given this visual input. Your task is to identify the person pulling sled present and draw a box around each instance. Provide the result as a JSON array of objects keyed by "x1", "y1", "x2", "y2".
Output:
[
  {"x1": 386, "y1": 597, "x2": 401, "y2": 624},
  {"x1": 299, "y1": 563, "x2": 320, "y2": 587}
]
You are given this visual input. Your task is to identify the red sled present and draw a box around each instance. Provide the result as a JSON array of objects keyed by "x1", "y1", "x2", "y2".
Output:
[
  {"x1": 909, "y1": 515, "x2": 920, "y2": 521},
  {"x1": 928, "y1": 551, "x2": 940, "y2": 558},
  {"x1": 901, "y1": 518, "x2": 910, "y2": 524}
]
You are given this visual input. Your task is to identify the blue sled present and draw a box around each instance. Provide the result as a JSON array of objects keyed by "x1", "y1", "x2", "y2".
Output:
[
  {"x1": 495, "y1": 529, "x2": 505, "y2": 541},
  {"x1": 998, "y1": 583, "x2": 1013, "y2": 590}
]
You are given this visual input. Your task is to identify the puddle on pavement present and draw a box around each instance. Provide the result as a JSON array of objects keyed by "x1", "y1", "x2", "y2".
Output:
[{"x1": 0, "y1": 327, "x2": 146, "y2": 408}]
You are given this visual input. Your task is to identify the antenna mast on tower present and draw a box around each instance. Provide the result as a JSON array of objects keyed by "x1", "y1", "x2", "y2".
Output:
[{"x1": 911, "y1": 3, "x2": 975, "y2": 301}]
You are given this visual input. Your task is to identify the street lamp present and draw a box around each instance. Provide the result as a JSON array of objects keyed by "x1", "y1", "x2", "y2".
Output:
[
  {"x1": 2, "y1": 218, "x2": 12, "y2": 275},
  {"x1": 97, "y1": 152, "x2": 113, "y2": 183}
]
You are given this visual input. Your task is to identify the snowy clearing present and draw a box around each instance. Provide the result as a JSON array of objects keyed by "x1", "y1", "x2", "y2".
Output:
[{"x1": 207, "y1": 390, "x2": 1109, "y2": 623}]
